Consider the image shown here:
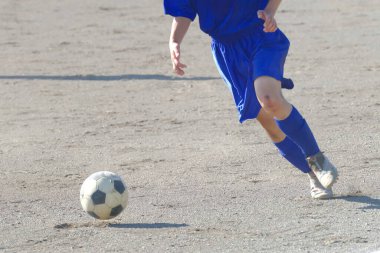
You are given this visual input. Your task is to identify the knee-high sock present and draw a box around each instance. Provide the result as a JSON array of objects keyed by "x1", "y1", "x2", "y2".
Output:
[
  {"x1": 275, "y1": 106, "x2": 320, "y2": 157},
  {"x1": 274, "y1": 136, "x2": 311, "y2": 173}
]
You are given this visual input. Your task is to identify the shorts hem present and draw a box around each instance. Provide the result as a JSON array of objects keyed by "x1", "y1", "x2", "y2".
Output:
[{"x1": 253, "y1": 72, "x2": 283, "y2": 82}]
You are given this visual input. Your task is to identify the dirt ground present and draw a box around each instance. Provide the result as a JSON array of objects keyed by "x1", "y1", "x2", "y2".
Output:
[{"x1": 0, "y1": 0, "x2": 379, "y2": 252}]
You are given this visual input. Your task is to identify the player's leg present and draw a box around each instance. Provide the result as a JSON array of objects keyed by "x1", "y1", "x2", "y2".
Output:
[
  {"x1": 255, "y1": 76, "x2": 320, "y2": 157},
  {"x1": 256, "y1": 108, "x2": 332, "y2": 199},
  {"x1": 257, "y1": 108, "x2": 309, "y2": 173},
  {"x1": 256, "y1": 108, "x2": 285, "y2": 143},
  {"x1": 254, "y1": 76, "x2": 338, "y2": 188}
]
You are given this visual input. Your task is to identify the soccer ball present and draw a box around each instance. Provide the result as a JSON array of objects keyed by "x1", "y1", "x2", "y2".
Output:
[{"x1": 80, "y1": 171, "x2": 128, "y2": 220}]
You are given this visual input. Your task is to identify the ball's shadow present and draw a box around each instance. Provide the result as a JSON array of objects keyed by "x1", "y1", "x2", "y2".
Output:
[{"x1": 108, "y1": 223, "x2": 189, "y2": 229}]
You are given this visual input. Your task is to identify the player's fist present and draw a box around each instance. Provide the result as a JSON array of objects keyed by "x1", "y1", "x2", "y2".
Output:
[
  {"x1": 169, "y1": 41, "x2": 187, "y2": 76},
  {"x1": 257, "y1": 10, "x2": 278, "y2": 33}
]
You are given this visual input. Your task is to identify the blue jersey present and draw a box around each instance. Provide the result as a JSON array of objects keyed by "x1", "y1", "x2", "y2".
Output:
[
  {"x1": 164, "y1": 0, "x2": 292, "y2": 123},
  {"x1": 163, "y1": 0, "x2": 269, "y2": 40}
]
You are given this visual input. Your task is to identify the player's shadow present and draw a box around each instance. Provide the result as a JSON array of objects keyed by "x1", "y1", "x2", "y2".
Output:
[
  {"x1": 0, "y1": 74, "x2": 219, "y2": 81},
  {"x1": 334, "y1": 195, "x2": 380, "y2": 210},
  {"x1": 108, "y1": 223, "x2": 189, "y2": 229}
]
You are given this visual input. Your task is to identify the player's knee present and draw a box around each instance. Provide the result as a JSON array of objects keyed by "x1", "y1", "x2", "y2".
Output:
[{"x1": 257, "y1": 94, "x2": 284, "y2": 114}]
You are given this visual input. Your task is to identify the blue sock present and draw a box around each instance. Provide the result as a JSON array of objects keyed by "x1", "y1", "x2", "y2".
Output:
[
  {"x1": 276, "y1": 106, "x2": 320, "y2": 157},
  {"x1": 274, "y1": 137, "x2": 311, "y2": 173}
]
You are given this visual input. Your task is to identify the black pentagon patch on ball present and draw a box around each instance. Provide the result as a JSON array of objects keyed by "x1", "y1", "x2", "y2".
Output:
[
  {"x1": 91, "y1": 190, "x2": 106, "y2": 205},
  {"x1": 110, "y1": 205, "x2": 123, "y2": 217},
  {"x1": 87, "y1": 211, "x2": 99, "y2": 219},
  {"x1": 114, "y1": 180, "x2": 125, "y2": 194}
]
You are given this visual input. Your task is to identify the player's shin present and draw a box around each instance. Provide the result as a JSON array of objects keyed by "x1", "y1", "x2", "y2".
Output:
[{"x1": 275, "y1": 106, "x2": 320, "y2": 157}]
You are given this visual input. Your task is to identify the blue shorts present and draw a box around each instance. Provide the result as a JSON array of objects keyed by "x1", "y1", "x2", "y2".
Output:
[{"x1": 211, "y1": 27, "x2": 290, "y2": 123}]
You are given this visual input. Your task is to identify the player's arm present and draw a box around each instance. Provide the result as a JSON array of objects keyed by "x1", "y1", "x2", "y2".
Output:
[
  {"x1": 257, "y1": 0, "x2": 282, "y2": 32},
  {"x1": 169, "y1": 17, "x2": 191, "y2": 76}
]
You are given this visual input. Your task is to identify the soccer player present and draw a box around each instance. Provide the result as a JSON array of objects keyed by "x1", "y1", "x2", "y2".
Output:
[{"x1": 163, "y1": 0, "x2": 338, "y2": 199}]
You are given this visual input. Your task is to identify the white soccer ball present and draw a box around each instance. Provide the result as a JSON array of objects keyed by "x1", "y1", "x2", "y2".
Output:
[{"x1": 80, "y1": 171, "x2": 128, "y2": 220}]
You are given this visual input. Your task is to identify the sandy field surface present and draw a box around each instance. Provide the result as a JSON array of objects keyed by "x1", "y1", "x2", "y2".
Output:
[{"x1": 0, "y1": 0, "x2": 379, "y2": 252}]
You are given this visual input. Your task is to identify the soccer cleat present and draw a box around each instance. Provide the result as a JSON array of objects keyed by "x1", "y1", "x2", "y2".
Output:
[
  {"x1": 308, "y1": 171, "x2": 333, "y2": 199},
  {"x1": 307, "y1": 152, "x2": 338, "y2": 189}
]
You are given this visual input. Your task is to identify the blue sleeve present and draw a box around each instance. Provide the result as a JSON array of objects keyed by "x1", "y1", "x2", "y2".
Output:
[{"x1": 163, "y1": 0, "x2": 197, "y2": 21}]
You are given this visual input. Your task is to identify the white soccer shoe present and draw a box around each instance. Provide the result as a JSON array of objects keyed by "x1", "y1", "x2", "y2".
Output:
[
  {"x1": 308, "y1": 171, "x2": 333, "y2": 199},
  {"x1": 307, "y1": 152, "x2": 338, "y2": 189}
]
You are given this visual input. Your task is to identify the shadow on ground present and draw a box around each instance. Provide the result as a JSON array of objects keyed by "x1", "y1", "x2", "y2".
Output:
[
  {"x1": 334, "y1": 195, "x2": 380, "y2": 210},
  {"x1": 0, "y1": 74, "x2": 219, "y2": 81},
  {"x1": 54, "y1": 222, "x2": 189, "y2": 229},
  {"x1": 108, "y1": 223, "x2": 189, "y2": 229}
]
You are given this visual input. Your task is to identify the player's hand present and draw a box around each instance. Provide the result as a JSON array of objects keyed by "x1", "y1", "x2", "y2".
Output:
[
  {"x1": 169, "y1": 41, "x2": 187, "y2": 76},
  {"x1": 257, "y1": 10, "x2": 278, "y2": 33}
]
